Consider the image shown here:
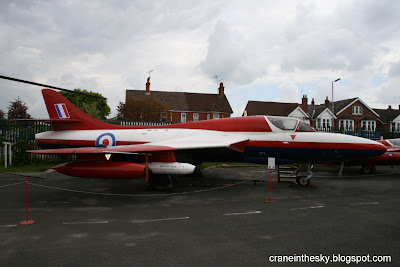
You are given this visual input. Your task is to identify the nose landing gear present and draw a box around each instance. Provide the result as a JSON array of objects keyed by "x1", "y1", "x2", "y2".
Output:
[{"x1": 295, "y1": 163, "x2": 313, "y2": 187}]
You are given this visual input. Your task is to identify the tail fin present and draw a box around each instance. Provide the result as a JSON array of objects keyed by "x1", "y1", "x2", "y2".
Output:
[{"x1": 42, "y1": 89, "x2": 117, "y2": 130}]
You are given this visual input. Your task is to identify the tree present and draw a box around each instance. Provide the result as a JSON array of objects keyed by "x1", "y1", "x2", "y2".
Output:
[
  {"x1": 7, "y1": 97, "x2": 31, "y2": 119},
  {"x1": 61, "y1": 89, "x2": 110, "y2": 120},
  {"x1": 0, "y1": 109, "x2": 4, "y2": 119},
  {"x1": 116, "y1": 96, "x2": 170, "y2": 122}
]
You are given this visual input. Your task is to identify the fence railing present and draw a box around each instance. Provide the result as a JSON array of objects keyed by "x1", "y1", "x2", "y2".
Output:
[
  {"x1": 0, "y1": 119, "x2": 170, "y2": 165},
  {"x1": 316, "y1": 127, "x2": 400, "y2": 140}
]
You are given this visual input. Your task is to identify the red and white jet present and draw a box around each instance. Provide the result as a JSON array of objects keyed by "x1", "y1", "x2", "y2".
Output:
[
  {"x1": 357, "y1": 138, "x2": 400, "y2": 173},
  {"x1": 29, "y1": 89, "x2": 386, "y2": 187}
]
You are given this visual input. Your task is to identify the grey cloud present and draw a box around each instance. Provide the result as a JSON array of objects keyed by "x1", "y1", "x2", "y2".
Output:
[
  {"x1": 338, "y1": 0, "x2": 400, "y2": 41},
  {"x1": 282, "y1": 2, "x2": 379, "y2": 72},
  {"x1": 389, "y1": 62, "x2": 400, "y2": 78},
  {"x1": 200, "y1": 21, "x2": 267, "y2": 85}
]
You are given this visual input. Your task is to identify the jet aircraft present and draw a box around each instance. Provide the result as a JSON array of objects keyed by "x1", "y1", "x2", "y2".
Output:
[
  {"x1": 28, "y1": 89, "x2": 387, "y2": 187},
  {"x1": 357, "y1": 138, "x2": 400, "y2": 174}
]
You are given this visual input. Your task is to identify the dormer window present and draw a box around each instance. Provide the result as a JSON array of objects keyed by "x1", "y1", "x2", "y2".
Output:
[{"x1": 352, "y1": 106, "x2": 362, "y2": 115}]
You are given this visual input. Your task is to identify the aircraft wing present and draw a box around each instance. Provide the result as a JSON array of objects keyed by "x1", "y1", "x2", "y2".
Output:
[{"x1": 28, "y1": 132, "x2": 249, "y2": 155}]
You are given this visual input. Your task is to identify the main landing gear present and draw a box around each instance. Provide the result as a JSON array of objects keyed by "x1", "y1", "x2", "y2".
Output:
[
  {"x1": 148, "y1": 174, "x2": 173, "y2": 191},
  {"x1": 296, "y1": 163, "x2": 313, "y2": 187},
  {"x1": 361, "y1": 163, "x2": 376, "y2": 174}
]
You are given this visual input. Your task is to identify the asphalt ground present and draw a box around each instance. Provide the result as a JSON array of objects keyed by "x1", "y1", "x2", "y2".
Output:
[{"x1": 0, "y1": 165, "x2": 399, "y2": 266}]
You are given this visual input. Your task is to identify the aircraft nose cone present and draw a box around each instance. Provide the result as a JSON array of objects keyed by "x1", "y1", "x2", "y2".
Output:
[{"x1": 363, "y1": 140, "x2": 387, "y2": 158}]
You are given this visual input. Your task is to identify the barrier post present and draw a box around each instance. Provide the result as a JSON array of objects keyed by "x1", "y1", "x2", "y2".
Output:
[
  {"x1": 145, "y1": 154, "x2": 149, "y2": 183},
  {"x1": 265, "y1": 157, "x2": 276, "y2": 203},
  {"x1": 20, "y1": 177, "x2": 35, "y2": 225}
]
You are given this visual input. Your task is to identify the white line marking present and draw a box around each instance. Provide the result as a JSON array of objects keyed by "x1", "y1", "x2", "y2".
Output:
[
  {"x1": 224, "y1": 211, "x2": 262, "y2": 216},
  {"x1": 131, "y1": 217, "x2": 189, "y2": 223},
  {"x1": 291, "y1": 205, "x2": 325, "y2": 211},
  {"x1": 0, "y1": 225, "x2": 18, "y2": 228},
  {"x1": 349, "y1": 202, "x2": 379, "y2": 206},
  {"x1": 63, "y1": 221, "x2": 109, "y2": 225}
]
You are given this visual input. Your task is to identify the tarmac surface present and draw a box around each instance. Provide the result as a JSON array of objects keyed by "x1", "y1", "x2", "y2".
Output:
[{"x1": 1, "y1": 164, "x2": 399, "y2": 266}]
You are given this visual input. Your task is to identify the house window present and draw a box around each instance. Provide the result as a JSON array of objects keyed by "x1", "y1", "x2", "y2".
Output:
[
  {"x1": 193, "y1": 113, "x2": 199, "y2": 122},
  {"x1": 181, "y1": 113, "x2": 186, "y2": 123},
  {"x1": 352, "y1": 106, "x2": 362, "y2": 115},
  {"x1": 213, "y1": 113, "x2": 219, "y2": 119},
  {"x1": 207, "y1": 114, "x2": 210, "y2": 120},
  {"x1": 391, "y1": 122, "x2": 400, "y2": 132},
  {"x1": 317, "y1": 119, "x2": 332, "y2": 130},
  {"x1": 361, "y1": 120, "x2": 376, "y2": 131},
  {"x1": 339, "y1": 119, "x2": 354, "y2": 130},
  {"x1": 161, "y1": 113, "x2": 167, "y2": 123},
  {"x1": 322, "y1": 119, "x2": 331, "y2": 129}
]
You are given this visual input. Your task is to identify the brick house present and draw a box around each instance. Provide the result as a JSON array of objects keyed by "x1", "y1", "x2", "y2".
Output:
[
  {"x1": 243, "y1": 95, "x2": 391, "y2": 132},
  {"x1": 374, "y1": 105, "x2": 400, "y2": 132},
  {"x1": 126, "y1": 78, "x2": 233, "y2": 123}
]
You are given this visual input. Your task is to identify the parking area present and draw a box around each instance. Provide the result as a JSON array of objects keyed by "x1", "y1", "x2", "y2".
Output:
[{"x1": 1, "y1": 165, "x2": 399, "y2": 266}]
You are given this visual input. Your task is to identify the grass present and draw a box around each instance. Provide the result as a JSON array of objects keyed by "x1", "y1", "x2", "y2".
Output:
[{"x1": 0, "y1": 163, "x2": 56, "y2": 173}]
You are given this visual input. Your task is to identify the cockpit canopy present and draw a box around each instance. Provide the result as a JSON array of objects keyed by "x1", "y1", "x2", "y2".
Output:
[
  {"x1": 387, "y1": 138, "x2": 400, "y2": 147},
  {"x1": 266, "y1": 116, "x2": 315, "y2": 132}
]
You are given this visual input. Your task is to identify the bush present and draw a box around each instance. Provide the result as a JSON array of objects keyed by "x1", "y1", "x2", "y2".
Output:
[{"x1": 12, "y1": 140, "x2": 30, "y2": 166}]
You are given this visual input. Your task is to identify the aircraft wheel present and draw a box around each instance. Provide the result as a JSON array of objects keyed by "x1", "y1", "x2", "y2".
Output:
[
  {"x1": 149, "y1": 174, "x2": 173, "y2": 191},
  {"x1": 361, "y1": 165, "x2": 372, "y2": 174},
  {"x1": 193, "y1": 164, "x2": 203, "y2": 177},
  {"x1": 296, "y1": 176, "x2": 310, "y2": 187}
]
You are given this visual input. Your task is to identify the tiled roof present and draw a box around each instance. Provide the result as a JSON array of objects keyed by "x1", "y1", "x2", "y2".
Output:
[
  {"x1": 333, "y1": 98, "x2": 357, "y2": 113},
  {"x1": 244, "y1": 97, "x2": 375, "y2": 120},
  {"x1": 244, "y1": 101, "x2": 299, "y2": 116},
  {"x1": 374, "y1": 108, "x2": 400, "y2": 123},
  {"x1": 126, "y1": 90, "x2": 233, "y2": 113}
]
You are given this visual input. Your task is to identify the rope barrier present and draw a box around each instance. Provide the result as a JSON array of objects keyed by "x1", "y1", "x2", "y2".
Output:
[
  {"x1": 28, "y1": 175, "x2": 264, "y2": 197},
  {"x1": 0, "y1": 181, "x2": 25, "y2": 188}
]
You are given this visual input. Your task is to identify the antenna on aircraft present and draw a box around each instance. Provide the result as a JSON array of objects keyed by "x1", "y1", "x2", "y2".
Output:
[{"x1": 0, "y1": 75, "x2": 106, "y2": 99}]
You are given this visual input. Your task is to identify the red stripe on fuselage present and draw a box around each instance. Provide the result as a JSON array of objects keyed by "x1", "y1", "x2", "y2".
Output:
[{"x1": 247, "y1": 140, "x2": 385, "y2": 150}]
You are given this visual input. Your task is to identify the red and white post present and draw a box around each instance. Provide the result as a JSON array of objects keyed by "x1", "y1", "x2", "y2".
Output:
[{"x1": 20, "y1": 177, "x2": 35, "y2": 225}]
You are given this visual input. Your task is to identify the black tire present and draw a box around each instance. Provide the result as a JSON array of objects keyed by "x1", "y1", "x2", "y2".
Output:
[
  {"x1": 296, "y1": 176, "x2": 311, "y2": 187},
  {"x1": 149, "y1": 174, "x2": 173, "y2": 190},
  {"x1": 361, "y1": 165, "x2": 372, "y2": 174}
]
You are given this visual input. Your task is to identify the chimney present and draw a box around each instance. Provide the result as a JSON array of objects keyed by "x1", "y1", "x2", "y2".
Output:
[
  {"x1": 311, "y1": 98, "x2": 315, "y2": 105},
  {"x1": 388, "y1": 105, "x2": 392, "y2": 110},
  {"x1": 325, "y1": 96, "x2": 330, "y2": 109},
  {"x1": 218, "y1": 82, "x2": 224, "y2": 96},
  {"x1": 145, "y1": 77, "x2": 151, "y2": 95},
  {"x1": 301, "y1": 95, "x2": 308, "y2": 113}
]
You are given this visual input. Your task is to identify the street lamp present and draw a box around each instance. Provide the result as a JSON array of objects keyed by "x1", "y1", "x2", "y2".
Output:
[{"x1": 332, "y1": 78, "x2": 341, "y2": 112}]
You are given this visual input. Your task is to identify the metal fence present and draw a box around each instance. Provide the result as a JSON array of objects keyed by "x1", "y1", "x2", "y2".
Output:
[
  {"x1": 0, "y1": 119, "x2": 171, "y2": 165},
  {"x1": 317, "y1": 127, "x2": 400, "y2": 140}
]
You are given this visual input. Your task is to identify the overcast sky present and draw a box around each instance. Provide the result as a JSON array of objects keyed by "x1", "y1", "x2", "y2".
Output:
[{"x1": 1, "y1": 0, "x2": 400, "y2": 118}]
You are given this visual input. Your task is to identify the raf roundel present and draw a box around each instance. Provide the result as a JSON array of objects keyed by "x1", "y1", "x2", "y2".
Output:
[{"x1": 96, "y1": 133, "x2": 116, "y2": 147}]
